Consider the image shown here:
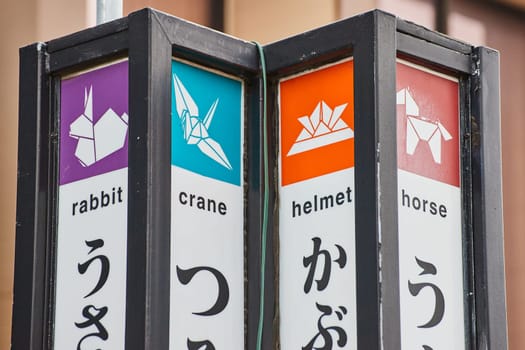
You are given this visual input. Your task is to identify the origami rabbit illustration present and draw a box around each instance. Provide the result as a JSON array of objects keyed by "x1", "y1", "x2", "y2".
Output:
[{"x1": 69, "y1": 86, "x2": 128, "y2": 167}]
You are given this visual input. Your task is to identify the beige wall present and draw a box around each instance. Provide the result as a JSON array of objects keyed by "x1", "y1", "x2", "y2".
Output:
[
  {"x1": 225, "y1": 0, "x2": 338, "y2": 43},
  {"x1": 35, "y1": 0, "x2": 96, "y2": 41},
  {"x1": 0, "y1": 0, "x2": 93, "y2": 348},
  {"x1": 0, "y1": 1, "x2": 31, "y2": 346},
  {"x1": 0, "y1": 2, "x2": 35, "y2": 348},
  {"x1": 124, "y1": 0, "x2": 212, "y2": 24}
]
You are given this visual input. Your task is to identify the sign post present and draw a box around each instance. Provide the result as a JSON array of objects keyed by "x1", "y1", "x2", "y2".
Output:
[{"x1": 12, "y1": 8, "x2": 507, "y2": 350}]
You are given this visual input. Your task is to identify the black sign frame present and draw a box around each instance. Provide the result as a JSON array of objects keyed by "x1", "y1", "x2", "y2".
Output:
[
  {"x1": 13, "y1": 8, "x2": 262, "y2": 350},
  {"x1": 263, "y1": 10, "x2": 506, "y2": 350},
  {"x1": 12, "y1": 8, "x2": 506, "y2": 350}
]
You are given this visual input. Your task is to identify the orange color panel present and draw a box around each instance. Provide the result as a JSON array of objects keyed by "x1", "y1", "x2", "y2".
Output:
[{"x1": 279, "y1": 59, "x2": 354, "y2": 186}]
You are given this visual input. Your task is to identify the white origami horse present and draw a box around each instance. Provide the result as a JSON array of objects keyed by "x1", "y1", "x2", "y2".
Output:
[
  {"x1": 69, "y1": 86, "x2": 128, "y2": 167},
  {"x1": 397, "y1": 88, "x2": 452, "y2": 164}
]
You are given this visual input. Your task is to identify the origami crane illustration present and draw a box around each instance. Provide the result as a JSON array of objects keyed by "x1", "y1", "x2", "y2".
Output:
[
  {"x1": 397, "y1": 88, "x2": 452, "y2": 164},
  {"x1": 172, "y1": 73, "x2": 232, "y2": 170},
  {"x1": 287, "y1": 100, "x2": 354, "y2": 156},
  {"x1": 69, "y1": 86, "x2": 128, "y2": 167}
]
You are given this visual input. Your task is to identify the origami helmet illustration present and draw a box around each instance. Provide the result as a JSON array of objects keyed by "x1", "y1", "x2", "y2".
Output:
[{"x1": 287, "y1": 100, "x2": 354, "y2": 156}]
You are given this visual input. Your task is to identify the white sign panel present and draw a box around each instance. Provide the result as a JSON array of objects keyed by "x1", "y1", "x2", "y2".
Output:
[
  {"x1": 279, "y1": 59, "x2": 357, "y2": 349},
  {"x1": 54, "y1": 60, "x2": 128, "y2": 349},
  {"x1": 170, "y1": 59, "x2": 244, "y2": 349},
  {"x1": 397, "y1": 59, "x2": 466, "y2": 349}
]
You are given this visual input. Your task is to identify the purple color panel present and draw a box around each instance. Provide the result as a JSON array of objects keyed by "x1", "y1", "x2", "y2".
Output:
[{"x1": 60, "y1": 60, "x2": 129, "y2": 185}]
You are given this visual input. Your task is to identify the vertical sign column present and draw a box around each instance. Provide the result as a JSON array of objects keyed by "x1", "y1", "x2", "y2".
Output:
[
  {"x1": 396, "y1": 59, "x2": 466, "y2": 349},
  {"x1": 279, "y1": 59, "x2": 357, "y2": 350},
  {"x1": 170, "y1": 59, "x2": 244, "y2": 349},
  {"x1": 55, "y1": 60, "x2": 129, "y2": 349}
]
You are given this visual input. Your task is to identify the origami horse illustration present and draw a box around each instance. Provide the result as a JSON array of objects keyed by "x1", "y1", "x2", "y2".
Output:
[
  {"x1": 172, "y1": 73, "x2": 232, "y2": 170},
  {"x1": 69, "y1": 86, "x2": 128, "y2": 167},
  {"x1": 397, "y1": 88, "x2": 452, "y2": 164}
]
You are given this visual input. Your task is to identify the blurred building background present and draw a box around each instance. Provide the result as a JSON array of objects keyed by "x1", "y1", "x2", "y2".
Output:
[{"x1": 1, "y1": 0, "x2": 524, "y2": 348}]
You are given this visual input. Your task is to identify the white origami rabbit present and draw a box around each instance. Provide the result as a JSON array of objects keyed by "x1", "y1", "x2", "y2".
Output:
[{"x1": 69, "y1": 86, "x2": 128, "y2": 167}]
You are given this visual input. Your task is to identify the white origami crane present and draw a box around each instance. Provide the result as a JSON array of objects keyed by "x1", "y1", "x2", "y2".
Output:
[
  {"x1": 172, "y1": 73, "x2": 232, "y2": 170},
  {"x1": 397, "y1": 88, "x2": 452, "y2": 164},
  {"x1": 69, "y1": 86, "x2": 128, "y2": 167},
  {"x1": 287, "y1": 100, "x2": 354, "y2": 156}
]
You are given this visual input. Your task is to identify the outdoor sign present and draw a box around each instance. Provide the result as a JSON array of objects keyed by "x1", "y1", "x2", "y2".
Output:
[
  {"x1": 54, "y1": 60, "x2": 129, "y2": 349},
  {"x1": 12, "y1": 9, "x2": 506, "y2": 350},
  {"x1": 396, "y1": 59, "x2": 465, "y2": 349},
  {"x1": 169, "y1": 59, "x2": 245, "y2": 349},
  {"x1": 278, "y1": 59, "x2": 357, "y2": 350}
]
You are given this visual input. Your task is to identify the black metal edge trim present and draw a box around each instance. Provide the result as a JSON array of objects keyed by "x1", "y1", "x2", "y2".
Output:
[
  {"x1": 375, "y1": 11, "x2": 401, "y2": 350},
  {"x1": 44, "y1": 74, "x2": 62, "y2": 350},
  {"x1": 396, "y1": 17, "x2": 472, "y2": 54},
  {"x1": 266, "y1": 77, "x2": 279, "y2": 350},
  {"x1": 459, "y1": 74, "x2": 476, "y2": 350},
  {"x1": 47, "y1": 16, "x2": 128, "y2": 53},
  {"x1": 353, "y1": 10, "x2": 386, "y2": 350},
  {"x1": 263, "y1": 12, "x2": 371, "y2": 75},
  {"x1": 11, "y1": 43, "x2": 50, "y2": 350},
  {"x1": 48, "y1": 7, "x2": 257, "y2": 89},
  {"x1": 152, "y1": 10, "x2": 258, "y2": 72},
  {"x1": 397, "y1": 32, "x2": 472, "y2": 74},
  {"x1": 126, "y1": 8, "x2": 172, "y2": 349},
  {"x1": 246, "y1": 75, "x2": 266, "y2": 349},
  {"x1": 48, "y1": 31, "x2": 129, "y2": 74},
  {"x1": 471, "y1": 46, "x2": 508, "y2": 350}
]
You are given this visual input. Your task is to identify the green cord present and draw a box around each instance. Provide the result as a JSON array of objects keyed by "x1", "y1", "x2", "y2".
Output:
[{"x1": 253, "y1": 41, "x2": 269, "y2": 350}]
